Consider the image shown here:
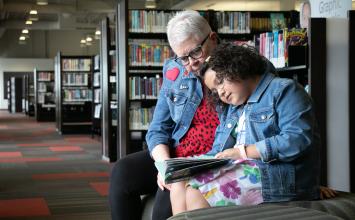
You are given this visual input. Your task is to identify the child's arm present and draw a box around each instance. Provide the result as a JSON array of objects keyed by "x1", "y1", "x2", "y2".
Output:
[{"x1": 215, "y1": 144, "x2": 261, "y2": 160}]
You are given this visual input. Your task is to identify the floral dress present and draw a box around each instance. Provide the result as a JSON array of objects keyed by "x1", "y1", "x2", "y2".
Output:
[{"x1": 188, "y1": 111, "x2": 263, "y2": 206}]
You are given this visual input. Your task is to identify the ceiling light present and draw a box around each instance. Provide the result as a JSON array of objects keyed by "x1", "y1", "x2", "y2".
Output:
[
  {"x1": 95, "y1": 30, "x2": 101, "y2": 35},
  {"x1": 19, "y1": 36, "x2": 26, "y2": 41},
  {"x1": 29, "y1": 14, "x2": 39, "y2": 21},
  {"x1": 86, "y1": 36, "x2": 93, "y2": 42},
  {"x1": 25, "y1": 20, "x2": 33, "y2": 25},
  {"x1": 22, "y1": 29, "x2": 29, "y2": 34},
  {"x1": 30, "y1": 10, "x2": 38, "y2": 15},
  {"x1": 145, "y1": 0, "x2": 157, "y2": 9},
  {"x1": 80, "y1": 39, "x2": 86, "y2": 44},
  {"x1": 37, "y1": 0, "x2": 48, "y2": 5}
]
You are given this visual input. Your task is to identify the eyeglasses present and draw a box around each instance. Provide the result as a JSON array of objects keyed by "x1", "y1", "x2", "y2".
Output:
[{"x1": 174, "y1": 34, "x2": 210, "y2": 66}]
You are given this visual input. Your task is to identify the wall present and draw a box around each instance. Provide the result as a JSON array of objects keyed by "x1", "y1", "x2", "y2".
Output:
[
  {"x1": 0, "y1": 58, "x2": 54, "y2": 109},
  {"x1": 0, "y1": 29, "x2": 99, "y2": 58},
  {"x1": 326, "y1": 18, "x2": 350, "y2": 191}
]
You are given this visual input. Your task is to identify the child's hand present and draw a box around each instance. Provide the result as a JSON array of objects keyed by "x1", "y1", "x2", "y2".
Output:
[{"x1": 215, "y1": 148, "x2": 240, "y2": 160}]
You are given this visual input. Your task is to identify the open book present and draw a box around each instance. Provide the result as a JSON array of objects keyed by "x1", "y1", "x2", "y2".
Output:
[{"x1": 155, "y1": 155, "x2": 232, "y2": 184}]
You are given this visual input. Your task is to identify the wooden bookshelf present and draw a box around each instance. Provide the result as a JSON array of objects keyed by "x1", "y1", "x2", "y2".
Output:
[
  {"x1": 34, "y1": 69, "x2": 55, "y2": 121},
  {"x1": 55, "y1": 53, "x2": 93, "y2": 134}
]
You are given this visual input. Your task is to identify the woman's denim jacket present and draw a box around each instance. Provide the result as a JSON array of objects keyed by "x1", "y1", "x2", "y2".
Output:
[
  {"x1": 209, "y1": 72, "x2": 321, "y2": 202},
  {"x1": 146, "y1": 59, "x2": 204, "y2": 152},
  {"x1": 146, "y1": 59, "x2": 320, "y2": 202}
]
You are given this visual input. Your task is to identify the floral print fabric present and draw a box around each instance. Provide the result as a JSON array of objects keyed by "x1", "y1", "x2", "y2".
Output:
[{"x1": 188, "y1": 159, "x2": 263, "y2": 206}]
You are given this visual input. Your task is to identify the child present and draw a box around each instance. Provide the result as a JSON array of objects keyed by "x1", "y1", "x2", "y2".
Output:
[{"x1": 169, "y1": 42, "x2": 322, "y2": 215}]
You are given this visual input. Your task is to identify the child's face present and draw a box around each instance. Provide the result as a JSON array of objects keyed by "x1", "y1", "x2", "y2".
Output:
[{"x1": 203, "y1": 68, "x2": 253, "y2": 106}]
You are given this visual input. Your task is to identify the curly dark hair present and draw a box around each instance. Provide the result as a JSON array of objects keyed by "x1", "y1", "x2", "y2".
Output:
[{"x1": 209, "y1": 42, "x2": 267, "y2": 83}]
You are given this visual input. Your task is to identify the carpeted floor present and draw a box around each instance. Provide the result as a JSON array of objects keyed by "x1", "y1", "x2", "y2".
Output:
[{"x1": 0, "y1": 110, "x2": 111, "y2": 219}]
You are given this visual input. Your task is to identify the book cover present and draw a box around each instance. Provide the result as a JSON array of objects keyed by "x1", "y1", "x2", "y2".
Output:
[
  {"x1": 155, "y1": 155, "x2": 232, "y2": 184},
  {"x1": 270, "y1": 13, "x2": 286, "y2": 31}
]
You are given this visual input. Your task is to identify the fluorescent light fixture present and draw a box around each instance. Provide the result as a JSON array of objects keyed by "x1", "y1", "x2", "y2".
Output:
[
  {"x1": 30, "y1": 10, "x2": 38, "y2": 15},
  {"x1": 25, "y1": 20, "x2": 33, "y2": 25},
  {"x1": 80, "y1": 39, "x2": 86, "y2": 44},
  {"x1": 95, "y1": 30, "x2": 101, "y2": 35},
  {"x1": 22, "y1": 29, "x2": 29, "y2": 34},
  {"x1": 29, "y1": 14, "x2": 39, "y2": 21},
  {"x1": 19, "y1": 36, "x2": 26, "y2": 41},
  {"x1": 86, "y1": 36, "x2": 93, "y2": 42},
  {"x1": 37, "y1": 0, "x2": 48, "y2": 5},
  {"x1": 145, "y1": 0, "x2": 157, "y2": 9}
]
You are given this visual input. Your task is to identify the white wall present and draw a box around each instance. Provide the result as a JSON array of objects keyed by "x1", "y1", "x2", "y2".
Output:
[
  {"x1": 0, "y1": 58, "x2": 54, "y2": 109},
  {"x1": 326, "y1": 18, "x2": 350, "y2": 191}
]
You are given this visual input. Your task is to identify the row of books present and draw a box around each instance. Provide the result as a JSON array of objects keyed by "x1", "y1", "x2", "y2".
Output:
[
  {"x1": 216, "y1": 11, "x2": 251, "y2": 34},
  {"x1": 94, "y1": 55, "x2": 100, "y2": 70},
  {"x1": 38, "y1": 93, "x2": 54, "y2": 104},
  {"x1": 129, "y1": 76, "x2": 162, "y2": 100},
  {"x1": 93, "y1": 72, "x2": 100, "y2": 87},
  {"x1": 38, "y1": 82, "x2": 54, "y2": 93},
  {"x1": 38, "y1": 72, "x2": 54, "y2": 81},
  {"x1": 63, "y1": 89, "x2": 92, "y2": 102},
  {"x1": 257, "y1": 28, "x2": 307, "y2": 68},
  {"x1": 129, "y1": 10, "x2": 177, "y2": 33},
  {"x1": 129, "y1": 39, "x2": 174, "y2": 66},
  {"x1": 94, "y1": 89, "x2": 101, "y2": 103},
  {"x1": 129, "y1": 106, "x2": 155, "y2": 130},
  {"x1": 62, "y1": 73, "x2": 89, "y2": 86},
  {"x1": 62, "y1": 59, "x2": 91, "y2": 71}
]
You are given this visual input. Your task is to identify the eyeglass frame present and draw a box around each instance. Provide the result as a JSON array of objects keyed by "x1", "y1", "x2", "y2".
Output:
[{"x1": 174, "y1": 33, "x2": 210, "y2": 66}]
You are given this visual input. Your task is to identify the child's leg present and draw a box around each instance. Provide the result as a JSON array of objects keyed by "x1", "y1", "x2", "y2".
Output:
[
  {"x1": 186, "y1": 186, "x2": 210, "y2": 211},
  {"x1": 170, "y1": 181, "x2": 187, "y2": 215}
]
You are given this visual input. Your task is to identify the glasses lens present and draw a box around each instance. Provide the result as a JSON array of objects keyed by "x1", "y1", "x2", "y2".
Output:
[
  {"x1": 179, "y1": 56, "x2": 190, "y2": 65},
  {"x1": 189, "y1": 46, "x2": 203, "y2": 59}
]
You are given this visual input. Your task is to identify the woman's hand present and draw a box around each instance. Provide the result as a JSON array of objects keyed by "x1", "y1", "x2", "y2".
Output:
[
  {"x1": 320, "y1": 186, "x2": 337, "y2": 199},
  {"x1": 215, "y1": 148, "x2": 240, "y2": 160},
  {"x1": 157, "y1": 173, "x2": 171, "y2": 191}
]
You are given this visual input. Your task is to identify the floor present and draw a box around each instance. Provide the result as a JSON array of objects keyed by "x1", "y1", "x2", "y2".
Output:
[{"x1": 0, "y1": 110, "x2": 111, "y2": 219}]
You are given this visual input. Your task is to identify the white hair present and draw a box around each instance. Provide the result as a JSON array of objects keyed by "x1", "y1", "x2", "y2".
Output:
[{"x1": 166, "y1": 10, "x2": 212, "y2": 50}]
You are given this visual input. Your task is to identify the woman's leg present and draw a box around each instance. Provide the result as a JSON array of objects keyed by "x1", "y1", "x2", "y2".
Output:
[
  {"x1": 109, "y1": 150, "x2": 157, "y2": 220},
  {"x1": 186, "y1": 186, "x2": 210, "y2": 211},
  {"x1": 170, "y1": 181, "x2": 187, "y2": 215}
]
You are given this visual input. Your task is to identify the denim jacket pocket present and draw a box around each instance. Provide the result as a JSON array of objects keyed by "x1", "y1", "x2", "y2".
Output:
[
  {"x1": 249, "y1": 106, "x2": 278, "y2": 140},
  {"x1": 166, "y1": 92, "x2": 188, "y2": 123}
]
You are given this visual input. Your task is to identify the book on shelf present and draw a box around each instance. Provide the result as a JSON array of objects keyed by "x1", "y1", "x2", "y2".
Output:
[
  {"x1": 270, "y1": 13, "x2": 286, "y2": 31},
  {"x1": 155, "y1": 155, "x2": 232, "y2": 184}
]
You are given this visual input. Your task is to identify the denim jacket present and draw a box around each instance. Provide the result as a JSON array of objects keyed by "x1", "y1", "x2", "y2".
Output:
[
  {"x1": 209, "y1": 72, "x2": 321, "y2": 202},
  {"x1": 146, "y1": 59, "x2": 204, "y2": 152}
]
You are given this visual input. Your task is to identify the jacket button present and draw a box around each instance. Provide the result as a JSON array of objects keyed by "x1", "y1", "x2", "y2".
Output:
[
  {"x1": 227, "y1": 123, "x2": 232, "y2": 128},
  {"x1": 261, "y1": 115, "x2": 266, "y2": 120},
  {"x1": 173, "y1": 97, "x2": 177, "y2": 102}
]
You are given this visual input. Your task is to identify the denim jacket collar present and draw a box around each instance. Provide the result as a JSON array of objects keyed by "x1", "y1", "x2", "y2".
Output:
[{"x1": 247, "y1": 72, "x2": 275, "y2": 104}]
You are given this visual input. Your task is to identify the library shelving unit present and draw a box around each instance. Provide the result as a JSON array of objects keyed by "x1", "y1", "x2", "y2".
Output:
[
  {"x1": 55, "y1": 53, "x2": 93, "y2": 134},
  {"x1": 117, "y1": 3, "x2": 175, "y2": 158},
  {"x1": 23, "y1": 74, "x2": 35, "y2": 116},
  {"x1": 7, "y1": 79, "x2": 11, "y2": 112},
  {"x1": 116, "y1": 1, "x2": 305, "y2": 159},
  {"x1": 92, "y1": 54, "x2": 101, "y2": 137},
  {"x1": 100, "y1": 16, "x2": 118, "y2": 162},
  {"x1": 9, "y1": 77, "x2": 23, "y2": 113},
  {"x1": 34, "y1": 69, "x2": 55, "y2": 121}
]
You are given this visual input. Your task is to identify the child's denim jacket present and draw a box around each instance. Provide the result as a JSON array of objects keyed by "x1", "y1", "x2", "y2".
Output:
[
  {"x1": 146, "y1": 59, "x2": 204, "y2": 153},
  {"x1": 208, "y1": 72, "x2": 321, "y2": 202}
]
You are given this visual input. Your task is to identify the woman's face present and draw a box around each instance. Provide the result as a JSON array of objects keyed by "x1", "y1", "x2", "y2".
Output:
[
  {"x1": 173, "y1": 33, "x2": 216, "y2": 73},
  {"x1": 203, "y1": 68, "x2": 256, "y2": 106}
]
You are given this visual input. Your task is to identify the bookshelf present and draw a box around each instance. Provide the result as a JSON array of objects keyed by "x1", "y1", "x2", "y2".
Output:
[
  {"x1": 101, "y1": 16, "x2": 118, "y2": 162},
  {"x1": 7, "y1": 80, "x2": 11, "y2": 112},
  {"x1": 23, "y1": 74, "x2": 35, "y2": 116},
  {"x1": 9, "y1": 77, "x2": 23, "y2": 113},
  {"x1": 116, "y1": 2, "x2": 305, "y2": 158},
  {"x1": 34, "y1": 69, "x2": 55, "y2": 122},
  {"x1": 92, "y1": 54, "x2": 101, "y2": 137},
  {"x1": 55, "y1": 53, "x2": 93, "y2": 134}
]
